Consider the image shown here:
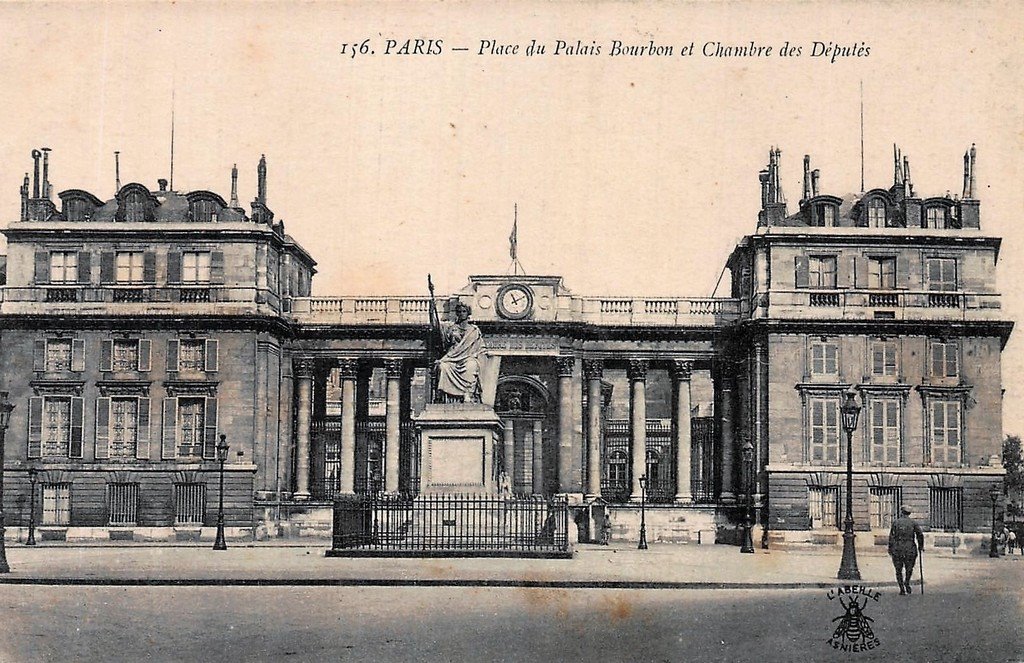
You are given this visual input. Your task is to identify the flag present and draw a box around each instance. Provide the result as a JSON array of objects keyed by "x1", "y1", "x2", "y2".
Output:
[{"x1": 509, "y1": 204, "x2": 518, "y2": 261}]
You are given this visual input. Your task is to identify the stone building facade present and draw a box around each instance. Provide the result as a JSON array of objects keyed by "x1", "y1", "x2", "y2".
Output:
[{"x1": 0, "y1": 145, "x2": 1011, "y2": 548}]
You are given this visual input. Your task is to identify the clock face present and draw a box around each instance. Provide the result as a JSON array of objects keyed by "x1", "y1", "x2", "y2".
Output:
[{"x1": 496, "y1": 284, "x2": 534, "y2": 320}]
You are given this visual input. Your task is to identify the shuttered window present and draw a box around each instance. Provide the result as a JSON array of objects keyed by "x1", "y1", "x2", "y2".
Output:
[
  {"x1": 808, "y1": 397, "x2": 840, "y2": 464},
  {"x1": 869, "y1": 399, "x2": 901, "y2": 464},
  {"x1": 929, "y1": 400, "x2": 962, "y2": 466},
  {"x1": 808, "y1": 256, "x2": 837, "y2": 288},
  {"x1": 42, "y1": 397, "x2": 71, "y2": 457},
  {"x1": 929, "y1": 340, "x2": 959, "y2": 378},
  {"x1": 49, "y1": 251, "x2": 78, "y2": 284},
  {"x1": 871, "y1": 340, "x2": 898, "y2": 377},
  {"x1": 926, "y1": 258, "x2": 957, "y2": 292},
  {"x1": 182, "y1": 252, "x2": 212, "y2": 283},
  {"x1": 810, "y1": 341, "x2": 838, "y2": 377},
  {"x1": 45, "y1": 339, "x2": 73, "y2": 372},
  {"x1": 116, "y1": 252, "x2": 146, "y2": 284},
  {"x1": 868, "y1": 257, "x2": 896, "y2": 289}
]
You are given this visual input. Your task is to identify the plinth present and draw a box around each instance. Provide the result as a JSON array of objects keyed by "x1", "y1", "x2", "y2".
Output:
[{"x1": 415, "y1": 403, "x2": 503, "y2": 494}]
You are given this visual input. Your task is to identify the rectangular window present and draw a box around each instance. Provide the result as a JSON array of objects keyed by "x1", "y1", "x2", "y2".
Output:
[
  {"x1": 925, "y1": 207, "x2": 946, "y2": 229},
  {"x1": 42, "y1": 483, "x2": 72, "y2": 526},
  {"x1": 822, "y1": 205, "x2": 835, "y2": 227},
  {"x1": 808, "y1": 256, "x2": 837, "y2": 288},
  {"x1": 926, "y1": 257, "x2": 957, "y2": 292},
  {"x1": 178, "y1": 340, "x2": 206, "y2": 372},
  {"x1": 869, "y1": 399, "x2": 901, "y2": 464},
  {"x1": 808, "y1": 397, "x2": 840, "y2": 464},
  {"x1": 45, "y1": 339, "x2": 73, "y2": 372},
  {"x1": 43, "y1": 397, "x2": 72, "y2": 457},
  {"x1": 869, "y1": 487, "x2": 901, "y2": 529},
  {"x1": 810, "y1": 341, "x2": 839, "y2": 377},
  {"x1": 107, "y1": 483, "x2": 139, "y2": 525},
  {"x1": 178, "y1": 397, "x2": 206, "y2": 457},
  {"x1": 109, "y1": 398, "x2": 139, "y2": 459},
  {"x1": 871, "y1": 340, "x2": 898, "y2": 377},
  {"x1": 808, "y1": 486, "x2": 840, "y2": 529},
  {"x1": 929, "y1": 340, "x2": 959, "y2": 379},
  {"x1": 868, "y1": 257, "x2": 896, "y2": 289},
  {"x1": 929, "y1": 400, "x2": 962, "y2": 465},
  {"x1": 116, "y1": 251, "x2": 145, "y2": 284},
  {"x1": 929, "y1": 487, "x2": 963, "y2": 531},
  {"x1": 174, "y1": 483, "x2": 207, "y2": 525},
  {"x1": 112, "y1": 340, "x2": 140, "y2": 372},
  {"x1": 182, "y1": 252, "x2": 212, "y2": 284},
  {"x1": 49, "y1": 251, "x2": 78, "y2": 284}
]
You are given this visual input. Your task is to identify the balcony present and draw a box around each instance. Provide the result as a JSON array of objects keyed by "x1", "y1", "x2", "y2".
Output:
[
  {"x1": 112, "y1": 288, "x2": 147, "y2": 303},
  {"x1": 763, "y1": 288, "x2": 1002, "y2": 322},
  {"x1": 179, "y1": 288, "x2": 212, "y2": 303},
  {"x1": 0, "y1": 286, "x2": 282, "y2": 317},
  {"x1": 44, "y1": 287, "x2": 79, "y2": 303}
]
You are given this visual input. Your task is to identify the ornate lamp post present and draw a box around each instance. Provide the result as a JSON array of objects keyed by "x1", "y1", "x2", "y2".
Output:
[
  {"x1": 740, "y1": 439, "x2": 755, "y2": 553},
  {"x1": 837, "y1": 389, "x2": 862, "y2": 581},
  {"x1": 0, "y1": 392, "x2": 16, "y2": 573},
  {"x1": 989, "y1": 485, "x2": 1002, "y2": 558},
  {"x1": 213, "y1": 434, "x2": 229, "y2": 551},
  {"x1": 27, "y1": 468, "x2": 38, "y2": 546},
  {"x1": 637, "y1": 474, "x2": 649, "y2": 550}
]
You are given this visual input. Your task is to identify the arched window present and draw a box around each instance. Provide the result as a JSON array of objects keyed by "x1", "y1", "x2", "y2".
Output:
[
  {"x1": 607, "y1": 450, "x2": 628, "y2": 485},
  {"x1": 866, "y1": 198, "x2": 886, "y2": 228}
]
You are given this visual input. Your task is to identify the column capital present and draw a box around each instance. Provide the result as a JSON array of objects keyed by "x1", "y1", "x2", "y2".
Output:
[
  {"x1": 671, "y1": 359, "x2": 694, "y2": 382},
  {"x1": 627, "y1": 358, "x2": 649, "y2": 381},
  {"x1": 336, "y1": 357, "x2": 359, "y2": 379},
  {"x1": 582, "y1": 359, "x2": 604, "y2": 380},
  {"x1": 556, "y1": 355, "x2": 576, "y2": 378},
  {"x1": 384, "y1": 357, "x2": 404, "y2": 379},
  {"x1": 293, "y1": 356, "x2": 316, "y2": 379}
]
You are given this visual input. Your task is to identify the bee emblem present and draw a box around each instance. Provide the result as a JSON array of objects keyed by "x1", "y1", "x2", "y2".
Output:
[{"x1": 831, "y1": 595, "x2": 876, "y2": 644}]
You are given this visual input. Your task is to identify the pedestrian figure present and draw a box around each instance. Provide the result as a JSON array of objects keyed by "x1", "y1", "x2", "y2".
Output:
[
  {"x1": 888, "y1": 505, "x2": 924, "y2": 596},
  {"x1": 1007, "y1": 528, "x2": 1017, "y2": 556},
  {"x1": 600, "y1": 507, "x2": 612, "y2": 546}
]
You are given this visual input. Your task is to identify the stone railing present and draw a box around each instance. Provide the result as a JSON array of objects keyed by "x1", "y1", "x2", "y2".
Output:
[
  {"x1": 581, "y1": 297, "x2": 739, "y2": 326},
  {"x1": 763, "y1": 289, "x2": 1001, "y2": 321},
  {"x1": 0, "y1": 286, "x2": 282, "y2": 316}
]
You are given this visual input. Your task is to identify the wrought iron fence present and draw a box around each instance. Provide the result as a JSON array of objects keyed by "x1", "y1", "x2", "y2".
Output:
[{"x1": 332, "y1": 493, "x2": 570, "y2": 555}]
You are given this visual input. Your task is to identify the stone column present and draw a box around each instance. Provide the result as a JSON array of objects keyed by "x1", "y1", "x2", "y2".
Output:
[
  {"x1": 502, "y1": 419, "x2": 515, "y2": 486},
  {"x1": 584, "y1": 359, "x2": 604, "y2": 498},
  {"x1": 753, "y1": 339, "x2": 770, "y2": 499},
  {"x1": 719, "y1": 370, "x2": 736, "y2": 500},
  {"x1": 556, "y1": 355, "x2": 577, "y2": 494},
  {"x1": 293, "y1": 357, "x2": 315, "y2": 500},
  {"x1": 338, "y1": 357, "x2": 359, "y2": 495},
  {"x1": 531, "y1": 420, "x2": 544, "y2": 495},
  {"x1": 673, "y1": 360, "x2": 693, "y2": 503},
  {"x1": 628, "y1": 359, "x2": 648, "y2": 502},
  {"x1": 384, "y1": 358, "x2": 402, "y2": 494}
]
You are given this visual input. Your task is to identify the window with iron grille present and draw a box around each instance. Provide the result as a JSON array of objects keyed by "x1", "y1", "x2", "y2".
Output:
[
  {"x1": 49, "y1": 251, "x2": 78, "y2": 284},
  {"x1": 808, "y1": 486, "x2": 840, "y2": 529},
  {"x1": 174, "y1": 483, "x2": 207, "y2": 525},
  {"x1": 107, "y1": 483, "x2": 139, "y2": 525},
  {"x1": 869, "y1": 399, "x2": 901, "y2": 464},
  {"x1": 929, "y1": 487, "x2": 963, "y2": 531},
  {"x1": 178, "y1": 397, "x2": 206, "y2": 457},
  {"x1": 42, "y1": 483, "x2": 71, "y2": 525},
  {"x1": 109, "y1": 398, "x2": 139, "y2": 459},
  {"x1": 178, "y1": 340, "x2": 206, "y2": 372},
  {"x1": 43, "y1": 397, "x2": 72, "y2": 457},
  {"x1": 45, "y1": 339, "x2": 73, "y2": 372},
  {"x1": 869, "y1": 487, "x2": 901, "y2": 529},
  {"x1": 808, "y1": 397, "x2": 840, "y2": 464},
  {"x1": 112, "y1": 339, "x2": 140, "y2": 372}
]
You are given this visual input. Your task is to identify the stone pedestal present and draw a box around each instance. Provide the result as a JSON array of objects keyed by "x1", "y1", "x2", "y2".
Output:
[{"x1": 415, "y1": 403, "x2": 503, "y2": 494}]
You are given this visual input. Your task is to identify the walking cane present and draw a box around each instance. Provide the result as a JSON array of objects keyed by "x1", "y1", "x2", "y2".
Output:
[{"x1": 918, "y1": 544, "x2": 925, "y2": 595}]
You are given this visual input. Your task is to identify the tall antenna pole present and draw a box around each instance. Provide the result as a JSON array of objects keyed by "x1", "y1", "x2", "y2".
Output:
[
  {"x1": 114, "y1": 151, "x2": 121, "y2": 191},
  {"x1": 859, "y1": 80, "x2": 865, "y2": 193},
  {"x1": 169, "y1": 82, "x2": 176, "y2": 191}
]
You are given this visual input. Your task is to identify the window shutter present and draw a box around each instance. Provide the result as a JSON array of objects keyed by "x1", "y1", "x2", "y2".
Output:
[
  {"x1": 94, "y1": 397, "x2": 110, "y2": 460},
  {"x1": 162, "y1": 398, "x2": 178, "y2": 459},
  {"x1": 794, "y1": 256, "x2": 810, "y2": 288},
  {"x1": 77, "y1": 251, "x2": 91, "y2": 284},
  {"x1": 100, "y1": 252, "x2": 115, "y2": 283},
  {"x1": 167, "y1": 339, "x2": 179, "y2": 373},
  {"x1": 205, "y1": 339, "x2": 219, "y2": 372},
  {"x1": 100, "y1": 339, "x2": 113, "y2": 372},
  {"x1": 27, "y1": 397, "x2": 44, "y2": 458},
  {"x1": 136, "y1": 398, "x2": 151, "y2": 460},
  {"x1": 71, "y1": 339, "x2": 85, "y2": 372},
  {"x1": 856, "y1": 257, "x2": 869, "y2": 289},
  {"x1": 34, "y1": 251, "x2": 50, "y2": 284},
  {"x1": 138, "y1": 339, "x2": 152, "y2": 372},
  {"x1": 166, "y1": 251, "x2": 182, "y2": 284},
  {"x1": 947, "y1": 344, "x2": 959, "y2": 377},
  {"x1": 70, "y1": 397, "x2": 84, "y2": 458},
  {"x1": 210, "y1": 251, "x2": 225, "y2": 284},
  {"x1": 842, "y1": 256, "x2": 856, "y2": 288},
  {"x1": 33, "y1": 339, "x2": 47, "y2": 372},
  {"x1": 143, "y1": 252, "x2": 156, "y2": 283},
  {"x1": 896, "y1": 255, "x2": 911, "y2": 289},
  {"x1": 203, "y1": 398, "x2": 218, "y2": 459}
]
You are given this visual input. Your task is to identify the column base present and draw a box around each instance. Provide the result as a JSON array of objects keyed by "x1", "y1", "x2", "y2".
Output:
[
  {"x1": 673, "y1": 495, "x2": 693, "y2": 504},
  {"x1": 293, "y1": 492, "x2": 311, "y2": 501}
]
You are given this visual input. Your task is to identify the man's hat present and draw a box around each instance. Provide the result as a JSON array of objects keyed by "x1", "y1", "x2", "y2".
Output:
[{"x1": 900, "y1": 505, "x2": 913, "y2": 515}]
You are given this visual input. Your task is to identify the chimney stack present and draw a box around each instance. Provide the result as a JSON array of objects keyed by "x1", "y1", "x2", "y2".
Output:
[
  {"x1": 257, "y1": 154, "x2": 267, "y2": 205},
  {"x1": 230, "y1": 163, "x2": 239, "y2": 207},
  {"x1": 893, "y1": 144, "x2": 903, "y2": 186},
  {"x1": 20, "y1": 173, "x2": 29, "y2": 221},
  {"x1": 968, "y1": 143, "x2": 977, "y2": 199},
  {"x1": 158, "y1": 178, "x2": 168, "y2": 192},
  {"x1": 802, "y1": 155, "x2": 812, "y2": 201},
  {"x1": 31, "y1": 149, "x2": 41, "y2": 199},
  {"x1": 115, "y1": 151, "x2": 121, "y2": 191},
  {"x1": 759, "y1": 169, "x2": 770, "y2": 209},
  {"x1": 41, "y1": 148, "x2": 51, "y2": 199},
  {"x1": 903, "y1": 155, "x2": 912, "y2": 196},
  {"x1": 811, "y1": 169, "x2": 820, "y2": 198}
]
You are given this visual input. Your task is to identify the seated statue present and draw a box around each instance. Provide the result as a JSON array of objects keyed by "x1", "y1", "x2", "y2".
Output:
[{"x1": 435, "y1": 302, "x2": 483, "y2": 403}]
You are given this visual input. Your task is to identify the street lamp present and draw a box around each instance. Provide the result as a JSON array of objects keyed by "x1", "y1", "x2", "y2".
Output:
[
  {"x1": 837, "y1": 388, "x2": 862, "y2": 581},
  {"x1": 213, "y1": 434, "x2": 229, "y2": 551},
  {"x1": 740, "y1": 439, "x2": 755, "y2": 553},
  {"x1": 638, "y1": 474, "x2": 649, "y2": 550},
  {"x1": 989, "y1": 485, "x2": 1002, "y2": 558},
  {"x1": 0, "y1": 392, "x2": 16, "y2": 573},
  {"x1": 27, "y1": 468, "x2": 38, "y2": 546}
]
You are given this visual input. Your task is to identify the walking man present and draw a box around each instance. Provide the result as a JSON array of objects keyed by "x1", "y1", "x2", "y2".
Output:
[{"x1": 888, "y1": 505, "x2": 924, "y2": 596}]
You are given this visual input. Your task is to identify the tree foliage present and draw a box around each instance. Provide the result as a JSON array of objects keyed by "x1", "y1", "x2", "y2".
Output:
[{"x1": 1004, "y1": 435, "x2": 1024, "y2": 518}]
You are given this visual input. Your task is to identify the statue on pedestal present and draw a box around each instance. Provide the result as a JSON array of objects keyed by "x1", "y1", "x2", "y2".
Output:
[{"x1": 428, "y1": 276, "x2": 484, "y2": 403}]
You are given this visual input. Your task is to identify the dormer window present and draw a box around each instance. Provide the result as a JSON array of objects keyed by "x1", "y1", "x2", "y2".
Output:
[
  {"x1": 925, "y1": 206, "x2": 946, "y2": 229},
  {"x1": 124, "y1": 191, "x2": 147, "y2": 223},
  {"x1": 191, "y1": 199, "x2": 219, "y2": 223},
  {"x1": 821, "y1": 204, "x2": 835, "y2": 227},
  {"x1": 66, "y1": 198, "x2": 91, "y2": 222},
  {"x1": 866, "y1": 198, "x2": 886, "y2": 228}
]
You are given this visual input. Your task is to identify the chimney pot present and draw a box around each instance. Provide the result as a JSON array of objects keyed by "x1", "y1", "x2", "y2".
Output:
[{"x1": 157, "y1": 178, "x2": 168, "y2": 192}]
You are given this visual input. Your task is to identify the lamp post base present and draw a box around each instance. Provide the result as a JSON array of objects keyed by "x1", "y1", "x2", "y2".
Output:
[
  {"x1": 213, "y1": 520, "x2": 227, "y2": 551},
  {"x1": 837, "y1": 527, "x2": 861, "y2": 581},
  {"x1": 740, "y1": 524, "x2": 755, "y2": 553},
  {"x1": 638, "y1": 524, "x2": 648, "y2": 550}
]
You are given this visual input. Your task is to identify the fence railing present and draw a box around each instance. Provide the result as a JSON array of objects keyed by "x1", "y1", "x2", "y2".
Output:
[{"x1": 331, "y1": 493, "x2": 570, "y2": 555}]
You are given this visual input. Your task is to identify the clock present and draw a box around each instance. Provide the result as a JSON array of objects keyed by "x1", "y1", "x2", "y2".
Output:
[{"x1": 496, "y1": 283, "x2": 534, "y2": 320}]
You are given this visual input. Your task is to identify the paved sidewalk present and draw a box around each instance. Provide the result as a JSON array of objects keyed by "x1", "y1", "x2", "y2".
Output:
[{"x1": 0, "y1": 542, "x2": 1009, "y2": 588}]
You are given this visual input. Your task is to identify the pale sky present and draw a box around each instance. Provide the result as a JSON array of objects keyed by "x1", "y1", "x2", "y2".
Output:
[{"x1": 0, "y1": 1, "x2": 1021, "y2": 431}]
